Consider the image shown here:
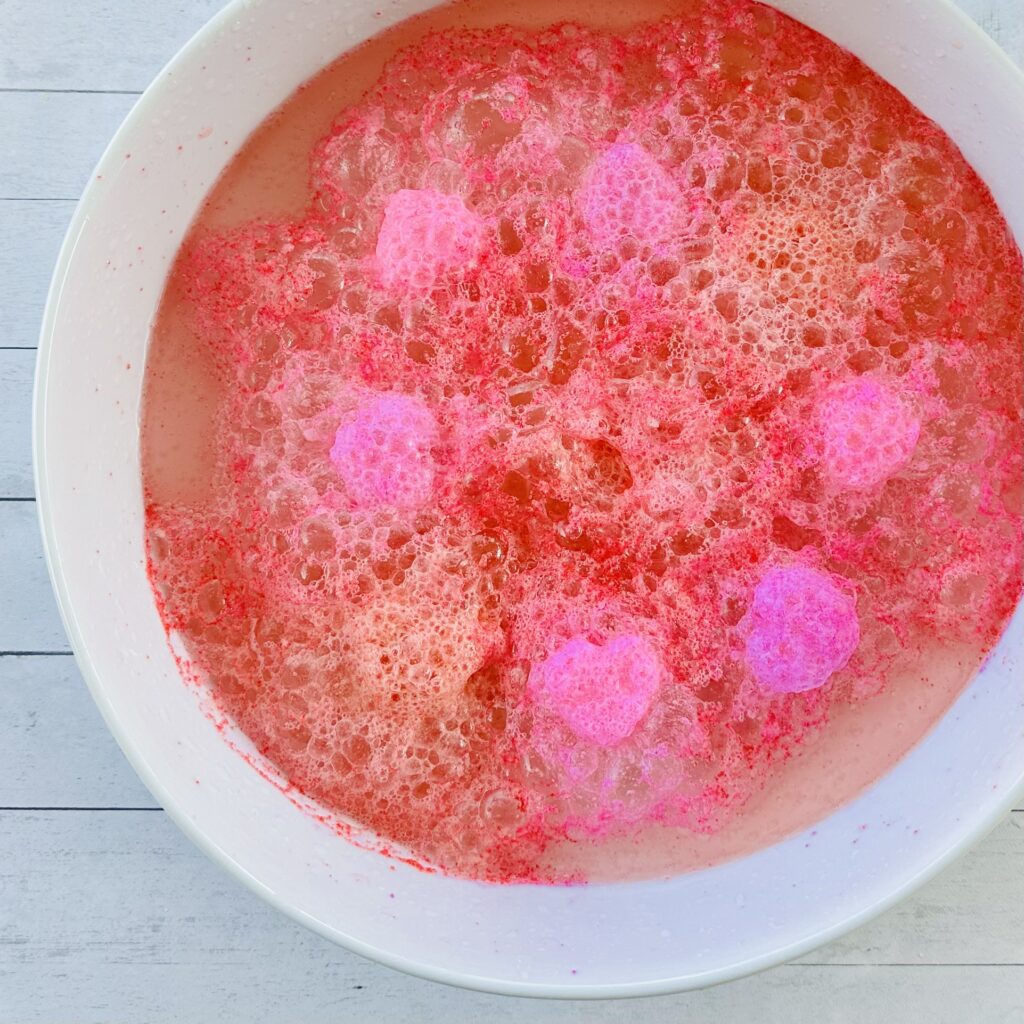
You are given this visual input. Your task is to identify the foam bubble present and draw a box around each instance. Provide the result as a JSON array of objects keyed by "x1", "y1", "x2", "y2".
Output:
[{"x1": 578, "y1": 143, "x2": 696, "y2": 249}]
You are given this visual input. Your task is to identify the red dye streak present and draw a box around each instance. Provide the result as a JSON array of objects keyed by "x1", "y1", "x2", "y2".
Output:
[{"x1": 140, "y1": 1, "x2": 1023, "y2": 883}]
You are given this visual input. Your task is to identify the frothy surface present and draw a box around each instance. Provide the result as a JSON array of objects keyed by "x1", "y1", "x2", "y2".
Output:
[
  {"x1": 330, "y1": 393, "x2": 439, "y2": 509},
  {"x1": 578, "y1": 142, "x2": 699, "y2": 249},
  {"x1": 743, "y1": 566, "x2": 860, "y2": 694},
  {"x1": 529, "y1": 634, "x2": 664, "y2": 746},
  {"x1": 375, "y1": 188, "x2": 488, "y2": 292},
  {"x1": 142, "y1": 0, "x2": 1024, "y2": 883},
  {"x1": 817, "y1": 379, "x2": 921, "y2": 491}
]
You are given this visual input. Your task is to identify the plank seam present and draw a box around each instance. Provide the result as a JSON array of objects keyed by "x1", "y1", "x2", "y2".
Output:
[
  {"x1": 0, "y1": 87, "x2": 142, "y2": 96},
  {"x1": 0, "y1": 651, "x2": 74, "y2": 657},
  {"x1": 0, "y1": 806, "x2": 162, "y2": 812},
  {"x1": 787, "y1": 962, "x2": 1024, "y2": 968}
]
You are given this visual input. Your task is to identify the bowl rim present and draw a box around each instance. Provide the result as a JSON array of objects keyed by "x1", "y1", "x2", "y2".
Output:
[{"x1": 33, "y1": 0, "x2": 1024, "y2": 999}]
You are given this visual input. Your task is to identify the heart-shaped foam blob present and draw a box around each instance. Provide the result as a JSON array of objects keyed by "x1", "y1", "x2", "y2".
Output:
[
  {"x1": 375, "y1": 188, "x2": 487, "y2": 293},
  {"x1": 817, "y1": 377, "x2": 921, "y2": 491},
  {"x1": 528, "y1": 633, "x2": 664, "y2": 746},
  {"x1": 578, "y1": 142, "x2": 699, "y2": 249},
  {"x1": 744, "y1": 565, "x2": 860, "y2": 694},
  {"x1": 330, "y1": 392, "x2": 438, "y2": 510}
]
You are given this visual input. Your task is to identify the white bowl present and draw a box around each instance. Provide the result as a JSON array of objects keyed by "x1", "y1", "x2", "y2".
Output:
[{"x1": 34, "y1": 0, "x2": 1024, "y2": 998}]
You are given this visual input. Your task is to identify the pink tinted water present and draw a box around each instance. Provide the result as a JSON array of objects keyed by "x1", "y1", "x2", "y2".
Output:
[{"x1": 141, "y1": 0, "x2": 1024, "y2": 883}]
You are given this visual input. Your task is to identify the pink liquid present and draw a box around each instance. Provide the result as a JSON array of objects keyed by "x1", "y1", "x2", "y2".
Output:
[{"x1": 141, "y1": 0, "x2": 1024, "y2": 883}]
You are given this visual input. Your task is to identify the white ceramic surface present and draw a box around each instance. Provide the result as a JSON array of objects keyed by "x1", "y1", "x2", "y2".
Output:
[{"x1": 34, "y1": 0, "x2": 1024, "y2": 998}]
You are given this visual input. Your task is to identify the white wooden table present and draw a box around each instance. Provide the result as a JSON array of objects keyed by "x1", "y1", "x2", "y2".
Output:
[{"x1": 1, "y1": 2, "x2": 1022, "y2": 1021}]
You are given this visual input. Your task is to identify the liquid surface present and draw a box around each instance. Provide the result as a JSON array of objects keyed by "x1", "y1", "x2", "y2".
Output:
[{"x1": 142, "y1": 0, "x2": 1024, "y2": 883}]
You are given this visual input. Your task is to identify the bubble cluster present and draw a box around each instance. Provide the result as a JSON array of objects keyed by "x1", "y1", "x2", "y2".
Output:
[
  {"x1": 143, "y1": 0, "x2": 1024, "y2": 882},
  {"x1": 742, "y1": 566, "x2": 860, "y2": 694},
  {"x1": 578, "y1": 143, "x2": 697, "y2": 250},
  {"x1": 528, "y1": 633, "x2": 663, "y2": 746},
  {"x1": 330, "y1": 392, "x2": 439, "y2": 509},
  {"x1": 815, "y1": 378, "x2": 921, "y2": 491},
  {"x1": 375, "y1": 188, "x2": 488, "y2": 292}
]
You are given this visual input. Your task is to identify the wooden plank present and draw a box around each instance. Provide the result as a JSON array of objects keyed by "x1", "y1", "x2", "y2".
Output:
[
  {"x1": 0, "y1": 655, "x2": 156, "y2": 808},
  {"x1": 2, "y1": 642, "x2": 1020, "y2": 814},
  {"x1": 0, "y1": 351, "x2": 34, "y2": 497},
  {"x1": 0, "y1": 201, "x2": 75, "y2": 349},
  {"x1": 0, "y1": 91, "x2": 136, "y2": 200},
  {"x1": 0, "y1": 2, "x2": 1017, "y2": 203},
  {"x1": 954, "y1": 0, "x2": 1024, "y2": 68},
  {"x1": 0, "y1": 501, "x2": 69, "y2": 653},
  {"x1": 0, "y1": 810, "x2": 1022, "y2": 1024},
  {"x1": 0, "y1": 0, "x2": 225, "y2": 93}
]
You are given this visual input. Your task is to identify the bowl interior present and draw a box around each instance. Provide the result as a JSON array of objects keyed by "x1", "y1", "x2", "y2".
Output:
[{"x1": 35, "y1": 0, "x2": 1024, "y2": 997}]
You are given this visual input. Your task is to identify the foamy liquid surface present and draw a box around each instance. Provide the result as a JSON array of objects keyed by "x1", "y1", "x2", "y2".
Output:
[{"x1": 141, "y1": 0, "x2": 1024, "y2": 883}]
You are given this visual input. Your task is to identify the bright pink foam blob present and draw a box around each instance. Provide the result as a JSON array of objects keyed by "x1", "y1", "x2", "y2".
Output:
[
  {"x1": 744, "y1": 566, "x2": 860, "y2": 694},
  {"x1": 330, "y1": 393, "x2": 438, "y2": 510},
  {"x1": 375, "y1": 188, "x2": 487, "y2": 293},
  {"x1": 816, "y1": 377, "x2": 921, "y2": 491},
  {"x1": 578, "y1": 142, "x2": 692, "y2": 249},
  {"x1": 528, "y1": 634, "x2": 663, "y2": 746}
]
